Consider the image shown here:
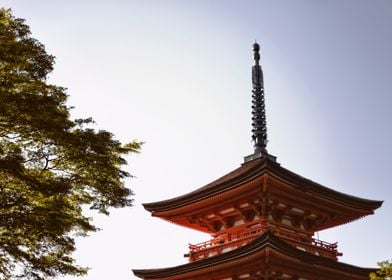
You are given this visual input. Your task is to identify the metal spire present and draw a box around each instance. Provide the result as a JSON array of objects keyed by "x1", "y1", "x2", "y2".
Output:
[{"x1": 251, "y1": 42, "x2": 268, "y2": 155}]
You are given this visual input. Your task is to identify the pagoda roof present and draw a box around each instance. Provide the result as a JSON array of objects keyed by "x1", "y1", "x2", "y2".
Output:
[
  {"x1": 132, "y1": 230, "x2": 376, "y2": 279},
  {"x1": 143, "y1": 156, "x2": 382, "y2": 214}
]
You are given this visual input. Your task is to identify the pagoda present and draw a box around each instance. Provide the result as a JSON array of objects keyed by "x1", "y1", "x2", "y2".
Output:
[{"x1": 133, "y1": 43, "x2": 383, "y2": 280}]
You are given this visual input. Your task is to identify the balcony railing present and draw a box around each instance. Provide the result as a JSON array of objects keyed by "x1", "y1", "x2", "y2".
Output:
[{"x1": 187, "y1": 226, "x2": 341, "y2": 262}]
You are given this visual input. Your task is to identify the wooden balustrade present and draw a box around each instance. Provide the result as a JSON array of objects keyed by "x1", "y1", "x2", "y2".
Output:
[{"x1": 188, "y1": 226, "x2": 341, "y2": 262}]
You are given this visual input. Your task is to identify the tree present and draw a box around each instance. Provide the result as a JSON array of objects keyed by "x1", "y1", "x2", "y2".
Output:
[
  {"x1": 0, "y1": 8, "x2": 141, "y2": 279},
  {"x1": 370, "y1": 260, "x2": 392, "y2": 280}
]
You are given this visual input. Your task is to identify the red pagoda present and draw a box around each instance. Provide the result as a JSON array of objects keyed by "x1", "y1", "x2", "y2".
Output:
[{"x1": 133, "y1": 43, "x2": 383, "y2": 280}]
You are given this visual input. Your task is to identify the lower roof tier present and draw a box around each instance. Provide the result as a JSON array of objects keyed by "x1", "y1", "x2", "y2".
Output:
[
  {"x1": 143, "y1": 156, "x2": 382, "y2": 233},
  {"x1": 132, "y1": 230, "x2": 375, "y2": 280}
]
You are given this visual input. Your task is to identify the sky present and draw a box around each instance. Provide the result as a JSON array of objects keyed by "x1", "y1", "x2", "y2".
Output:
[{"x1": 2, "y1": 0, "x2": 392, "y2": 279}]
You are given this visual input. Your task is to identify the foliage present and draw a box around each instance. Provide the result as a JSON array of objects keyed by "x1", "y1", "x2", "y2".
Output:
[
  {"x1": 370, "y1": 260, "x2": 392, "y2": 280},
  {"x1": 0, "y1": 8, "x2": 141, "y2": 279}
]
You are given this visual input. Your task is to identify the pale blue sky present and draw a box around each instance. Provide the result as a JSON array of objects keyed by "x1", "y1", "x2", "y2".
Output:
[{"x1": 2, "y1": 1, "x2": 392, "y2": 279}]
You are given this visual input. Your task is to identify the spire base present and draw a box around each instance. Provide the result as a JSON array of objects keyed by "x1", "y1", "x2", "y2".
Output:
[{"x1": 243, "y1": 151, "x2": 277, "y2": 163}]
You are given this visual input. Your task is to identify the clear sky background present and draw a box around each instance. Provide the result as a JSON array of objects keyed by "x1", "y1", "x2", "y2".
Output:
[{"x1": 2, "y1": 1, "x2": 392, "y2": 279}]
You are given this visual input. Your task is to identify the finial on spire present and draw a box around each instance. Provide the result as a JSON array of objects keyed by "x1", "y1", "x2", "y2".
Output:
[
  {"x1": 251, "y1": 42, "x2": 268, "y2": 155},
  {"x1": 253, "y1": 42, "x2": 260, "y2": 65}
]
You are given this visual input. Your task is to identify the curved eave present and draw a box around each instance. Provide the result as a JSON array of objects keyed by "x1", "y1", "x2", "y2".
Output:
[
  {"x1": 143, "y1": 156, "x2": 383, "y2": 215},
  {"x1": 273, "y1": 163, "x2": 383, "y2": 211},
  {"x1": 132, "y1": 230, "x2": 376, "y2": 279},
  {"x1": 143, "y1": 157, "x2": 265, "y2": 212}
]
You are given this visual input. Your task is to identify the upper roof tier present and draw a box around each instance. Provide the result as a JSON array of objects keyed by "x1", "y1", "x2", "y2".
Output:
[
  {"x1": 143, "y1": 44, "x2": 382, "y2": 234},
  {"x1": 143, "y1": 155, "x2": 382, "y2": 233}
]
